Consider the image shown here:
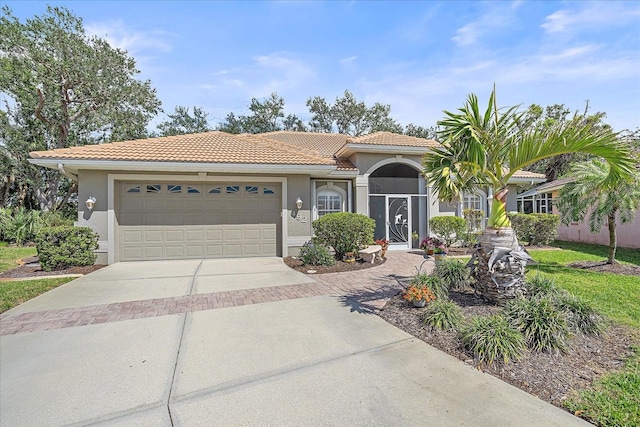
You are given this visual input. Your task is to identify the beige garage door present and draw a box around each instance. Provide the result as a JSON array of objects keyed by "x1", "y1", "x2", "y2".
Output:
[{"x1": 117, "y1": 182, "x2": 281, "y2": 261}]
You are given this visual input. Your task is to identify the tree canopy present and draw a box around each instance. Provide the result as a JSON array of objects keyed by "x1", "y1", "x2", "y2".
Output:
[
  {"x1": 0, "y1": 5, "x2": 161, "y2": 210},
  {"x1": 556, "y1": 159, "x2": 640, "y2": 263},
  {"x1": 423, "y1": 87, "x2": 636, "y2": 229},
  {"x1": 156, "y1": 106, "x2": 211, "y2": 136}
]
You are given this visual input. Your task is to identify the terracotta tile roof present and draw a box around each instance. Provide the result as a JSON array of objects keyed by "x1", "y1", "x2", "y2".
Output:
[
  {"x1": 260, "y1": 131, "x2": 349, "y2": 158},
  {"x1": 29, "y1": 131, "x2": 335, "y2": 166},
  {"x1": 348, "y1": 131, "x2": 440, "y2": 148},
  {"x1": 335, "y1": 159, "x2": 358, "y2": 170},
  {"x1": 510, "y1": 169, "x2": 546, "y2": 179}
]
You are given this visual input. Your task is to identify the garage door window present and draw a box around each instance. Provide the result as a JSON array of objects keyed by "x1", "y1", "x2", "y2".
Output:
[
  {"x1": 264, "y1": 187, "x2": 275, "y2": 195},
  {"x1": 245, "y1": 186, "x2": 258, "y2": 194},
  {"x1": 209, "y1": 186, "x2": 222, "y2": 194},
  {"x1": 127, "y1": 185, "x2": 140, "y2": 193},
  {"x1": 146, "y1": 184, "x2": 161, "y2": 193},
  {"x1": 168, "y1": 184, "x2": 182, "y2": 193}
]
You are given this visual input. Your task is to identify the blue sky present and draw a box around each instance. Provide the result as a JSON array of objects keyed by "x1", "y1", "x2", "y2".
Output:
[{"x1": 5, "y1": 1, "x2": 640, "y2": 132}]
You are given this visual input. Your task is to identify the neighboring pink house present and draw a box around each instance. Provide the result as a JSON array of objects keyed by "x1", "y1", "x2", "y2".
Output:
[{"x1": 517, "y1": 179, "x2": 640, "y2": 249}]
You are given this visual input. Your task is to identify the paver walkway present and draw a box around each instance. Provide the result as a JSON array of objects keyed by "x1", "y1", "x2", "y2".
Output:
[{"x1": 0, "y1": 251, "x2": 433, "y2": 336}]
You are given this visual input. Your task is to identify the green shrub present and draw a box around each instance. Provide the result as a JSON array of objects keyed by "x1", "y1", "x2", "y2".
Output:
[
  {"x1": 0, "y1": 208, "x2": 73, "y2": 245},
  {"x1": 423, "y1": 299, "x2": 463, "y2": 331},
  {"x1": 504, "y1": 297, "x2": 569, "y2": 353},
  {"x1": 429, "y1": 216, "x2": 466, "y2": 247},
  {"x1": 35, "y1": 226, "x2": 98, "y2": 271},
  {"x1": 508, "y1": 213, "x2": 560, "y2": 245},
  {"x1": 460, "y1": 315, "x2": 526, "y2": 364},
  {"x1": 298, "y1": 241, "x2": 334, "y2": 266},
  {"x1": 434, "y1": 258, "x2": 472, "y2": 291},
  {"x1": 525, "y1": 274, "x2": 560, "y2": 298},
  {"x1": 312, "y1": 212, "x2": 375, "y2": 259},
  {"x1": 410, "y1": 272, "x2": 448, "y2": 300},
  {"x1": 554, "y1": 293, "x2": 605, "y2": 335}
]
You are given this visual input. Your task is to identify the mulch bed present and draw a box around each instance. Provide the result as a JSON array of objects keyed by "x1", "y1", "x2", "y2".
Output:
[
  {"x1": 0, "y1": 256, "x2": 106, "y2": 279},
  {"x1": 568, "y1": 260, "x2": 640, "y2": 277},
  {"x1": 379, "y1": 288, "x2": 639, "y2": 411},
  {"x1": 283, "y1": 256, "x2": 384, "y2": 274}
]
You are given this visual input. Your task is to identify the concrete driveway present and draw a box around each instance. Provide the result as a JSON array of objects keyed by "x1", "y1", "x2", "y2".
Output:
[{"x1": 0, "y1": 255, "x2": 587, "y2": 426}]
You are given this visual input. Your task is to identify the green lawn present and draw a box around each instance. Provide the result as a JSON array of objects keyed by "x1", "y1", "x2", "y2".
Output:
[
  {"x1": 528, "y1": 244, "x2": 640, "y2": 329},
  {"x1": 527, "y1": 241, "x2": 640, "y2": 427},
  {"x1": 0, "y1": 242, "x2": 36, "y2": 273},
  {"x1": 0, "y1": 277, "x2": 73, "y2": 313},
  {"x1": 0, "y1": 242, "x2": 73, "y2": 313}
]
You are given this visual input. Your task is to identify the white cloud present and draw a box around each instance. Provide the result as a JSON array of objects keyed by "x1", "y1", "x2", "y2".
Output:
[
  {"x1": 451, "y1": 3, "x2": 519, "y2": 47},
  {"x1": 85, "y1": 21, "x2": 173, "y2": 54},
  {"x1": 339, "y1": 56, "x2": 357, "y2": 65},
  {"x1": 541, "y1": 3, "x2": 640, "y2": 34}
]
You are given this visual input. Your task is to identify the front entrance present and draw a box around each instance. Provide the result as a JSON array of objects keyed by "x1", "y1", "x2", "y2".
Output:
[
  {"x1": 370, "y1": 195, "x2": 429, "y2": 250},
  {"x1": 368, "y1": 162, "x2": 429, "y2": 250}
]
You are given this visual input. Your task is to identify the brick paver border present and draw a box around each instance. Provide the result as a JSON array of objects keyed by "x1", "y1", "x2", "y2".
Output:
[{"x1": 0, "y1": 252, "x2": 431, "y2": 337}]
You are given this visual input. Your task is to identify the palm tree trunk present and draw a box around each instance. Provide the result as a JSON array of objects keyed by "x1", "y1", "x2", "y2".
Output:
[
  {"x1": 468, "y1": 187, "x2": 533, "y2": 304},
  {"x1": 607, "y1": 210, "x2": 617, "y2": 264}
]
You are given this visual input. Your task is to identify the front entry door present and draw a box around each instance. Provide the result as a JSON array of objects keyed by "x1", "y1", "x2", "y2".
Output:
[{"x1": 387, "y1": 196, "x2": 410, "y2": 249}]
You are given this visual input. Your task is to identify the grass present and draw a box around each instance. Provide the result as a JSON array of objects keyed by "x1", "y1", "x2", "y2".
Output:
[
  {"x1": 0, "y1": 277, "x2": 73, "y2": 313},
  {"x1": 0, "y1": 242, "x2": 36, "y2": 273},
  {"x1": 550, "y1": 240, "x2": 640, "y2": 266},
  {"x1": 565, "y1": 346, "x2": 640, "y2": 427},
  {"x1": 528, "y1": 247, "x2": 640, "y2": 329},
  {"x1": 525, "y1": 240, "x2": 640, "y2": 426},
  {"x1": 0, "y1": 242, "x2": 72, "y2": 313}
]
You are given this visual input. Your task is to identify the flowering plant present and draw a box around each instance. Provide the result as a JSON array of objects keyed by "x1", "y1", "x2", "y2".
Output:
[
  {"x1": 375, "y1": 238, "x2": 389, "y2": 248},
  {"x1": 402, "y1": 284, "x2": 436, "y2": 303},
  {"x1": 433, "y1": 243, "x2": 448, "y2": 254}
]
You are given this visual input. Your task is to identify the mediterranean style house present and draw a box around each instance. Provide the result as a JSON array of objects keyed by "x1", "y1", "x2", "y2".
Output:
[{"x1": 29, "y1": 131, "x2": 546, "y2": 264}]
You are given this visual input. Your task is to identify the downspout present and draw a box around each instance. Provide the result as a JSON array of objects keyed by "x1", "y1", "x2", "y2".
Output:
[{"x1": 58, "y1": 163, "x2": 78, "y2": 181}]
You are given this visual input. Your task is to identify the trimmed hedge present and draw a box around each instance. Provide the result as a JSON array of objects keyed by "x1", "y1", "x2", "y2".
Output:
[
  {"x1": 35, "y1": 226, "x2": 99, "y2": 271},
  {"x1": 429, "y1": 216, "x2": 466, "y2": 247},
  {"x1": 312, "y1": 212, "x2": 375, "y2": 259},
  {"x1": 508, "y1": 213, "x2": 560, "y2": 245}
]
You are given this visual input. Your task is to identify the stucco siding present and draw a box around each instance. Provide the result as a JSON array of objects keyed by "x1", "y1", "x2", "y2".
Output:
[{"x1": 557, "y1": 212, "x2": 640, "y2": 249}]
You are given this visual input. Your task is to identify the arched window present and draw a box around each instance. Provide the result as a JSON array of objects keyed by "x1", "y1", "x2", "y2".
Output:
[{"x1": 317, "y1": 190, "x2": 342, "y2": 217}]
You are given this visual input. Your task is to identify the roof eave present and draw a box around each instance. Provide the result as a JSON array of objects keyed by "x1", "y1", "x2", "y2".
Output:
[
  {"x1": 28, "y1": 158, "x2": 337, "y2": 176},
  {"x1": 335, "y1": 143, "x2": 432, "y2": 158},
  {"x1": 507, "y1": 176, "x2": 547, "y2": 184}
]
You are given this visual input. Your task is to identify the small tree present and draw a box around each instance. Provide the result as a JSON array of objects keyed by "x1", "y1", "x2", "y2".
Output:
[{"x1": 556, "y1": 159, "x2": 640, "y2": 264}]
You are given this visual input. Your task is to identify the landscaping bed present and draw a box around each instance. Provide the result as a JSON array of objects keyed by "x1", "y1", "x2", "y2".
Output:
[
  {"x1": 379, "y1": 289, "x2": 638, "y2": 410},
  {"x1": 568, "y1": 260, "x2": 640, "y2": 277},
  {"x1": 0, "y1": 256, "x2": 105, "y2": 279},
  {"x1": 283, "y1": 256, "x2": 384, "y2": 274}
]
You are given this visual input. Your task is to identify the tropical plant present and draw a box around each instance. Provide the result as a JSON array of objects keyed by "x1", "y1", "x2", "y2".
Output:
[
  {"x1": 554, "y1": 292, "x2": 605, "y2": 335},
  {"x1": 556, "y1": 159, "x2": 640, "y2": 264},
  {"x1": 423, "y1": 299, "x2": 463, "y2": 331},
  {"x1": 460, "y1": 314, "x2": 526, "y2": 364},
  {"x1": 504, "y1": 297, "x2": 569, "y2": 353},
  {"x1": 434, "y1": 258, "x2": 472, "y2": 291},
  {"x1": 422, "y1": 86, "x2": 635, "y2": 303},
  {"x1": 462, "y1": 208, "x2": 483, "y2": 247}
]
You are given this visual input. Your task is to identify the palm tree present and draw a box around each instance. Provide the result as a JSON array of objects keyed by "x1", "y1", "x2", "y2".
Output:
[
  {"x1": 423, "y1": 87, "x2": 635, "y2": 303},
  {"x1": 556, "y1": 159, "x2": 640, "y2": 264}
]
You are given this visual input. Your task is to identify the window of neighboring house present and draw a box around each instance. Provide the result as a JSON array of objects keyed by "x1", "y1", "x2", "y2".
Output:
[
  {"x1": 536, "y1": 193, "x2": 553, "y2": 213},
  {"x1": 317, "y1": 190, "x2": 342, "y2": 217}
]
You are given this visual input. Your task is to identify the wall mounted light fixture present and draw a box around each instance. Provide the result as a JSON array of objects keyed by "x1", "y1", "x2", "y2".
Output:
[
  {"x1": 85, "y1": 196, "x2": 96, "y2": 211},
  {"x1": 296, "y1": 197, "x2": 303, "y2": 210}
]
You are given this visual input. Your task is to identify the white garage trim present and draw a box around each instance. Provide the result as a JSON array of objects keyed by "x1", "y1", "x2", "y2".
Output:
[{"x1": 108, "y1": 174, "x2": 287, "y2": 263}]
